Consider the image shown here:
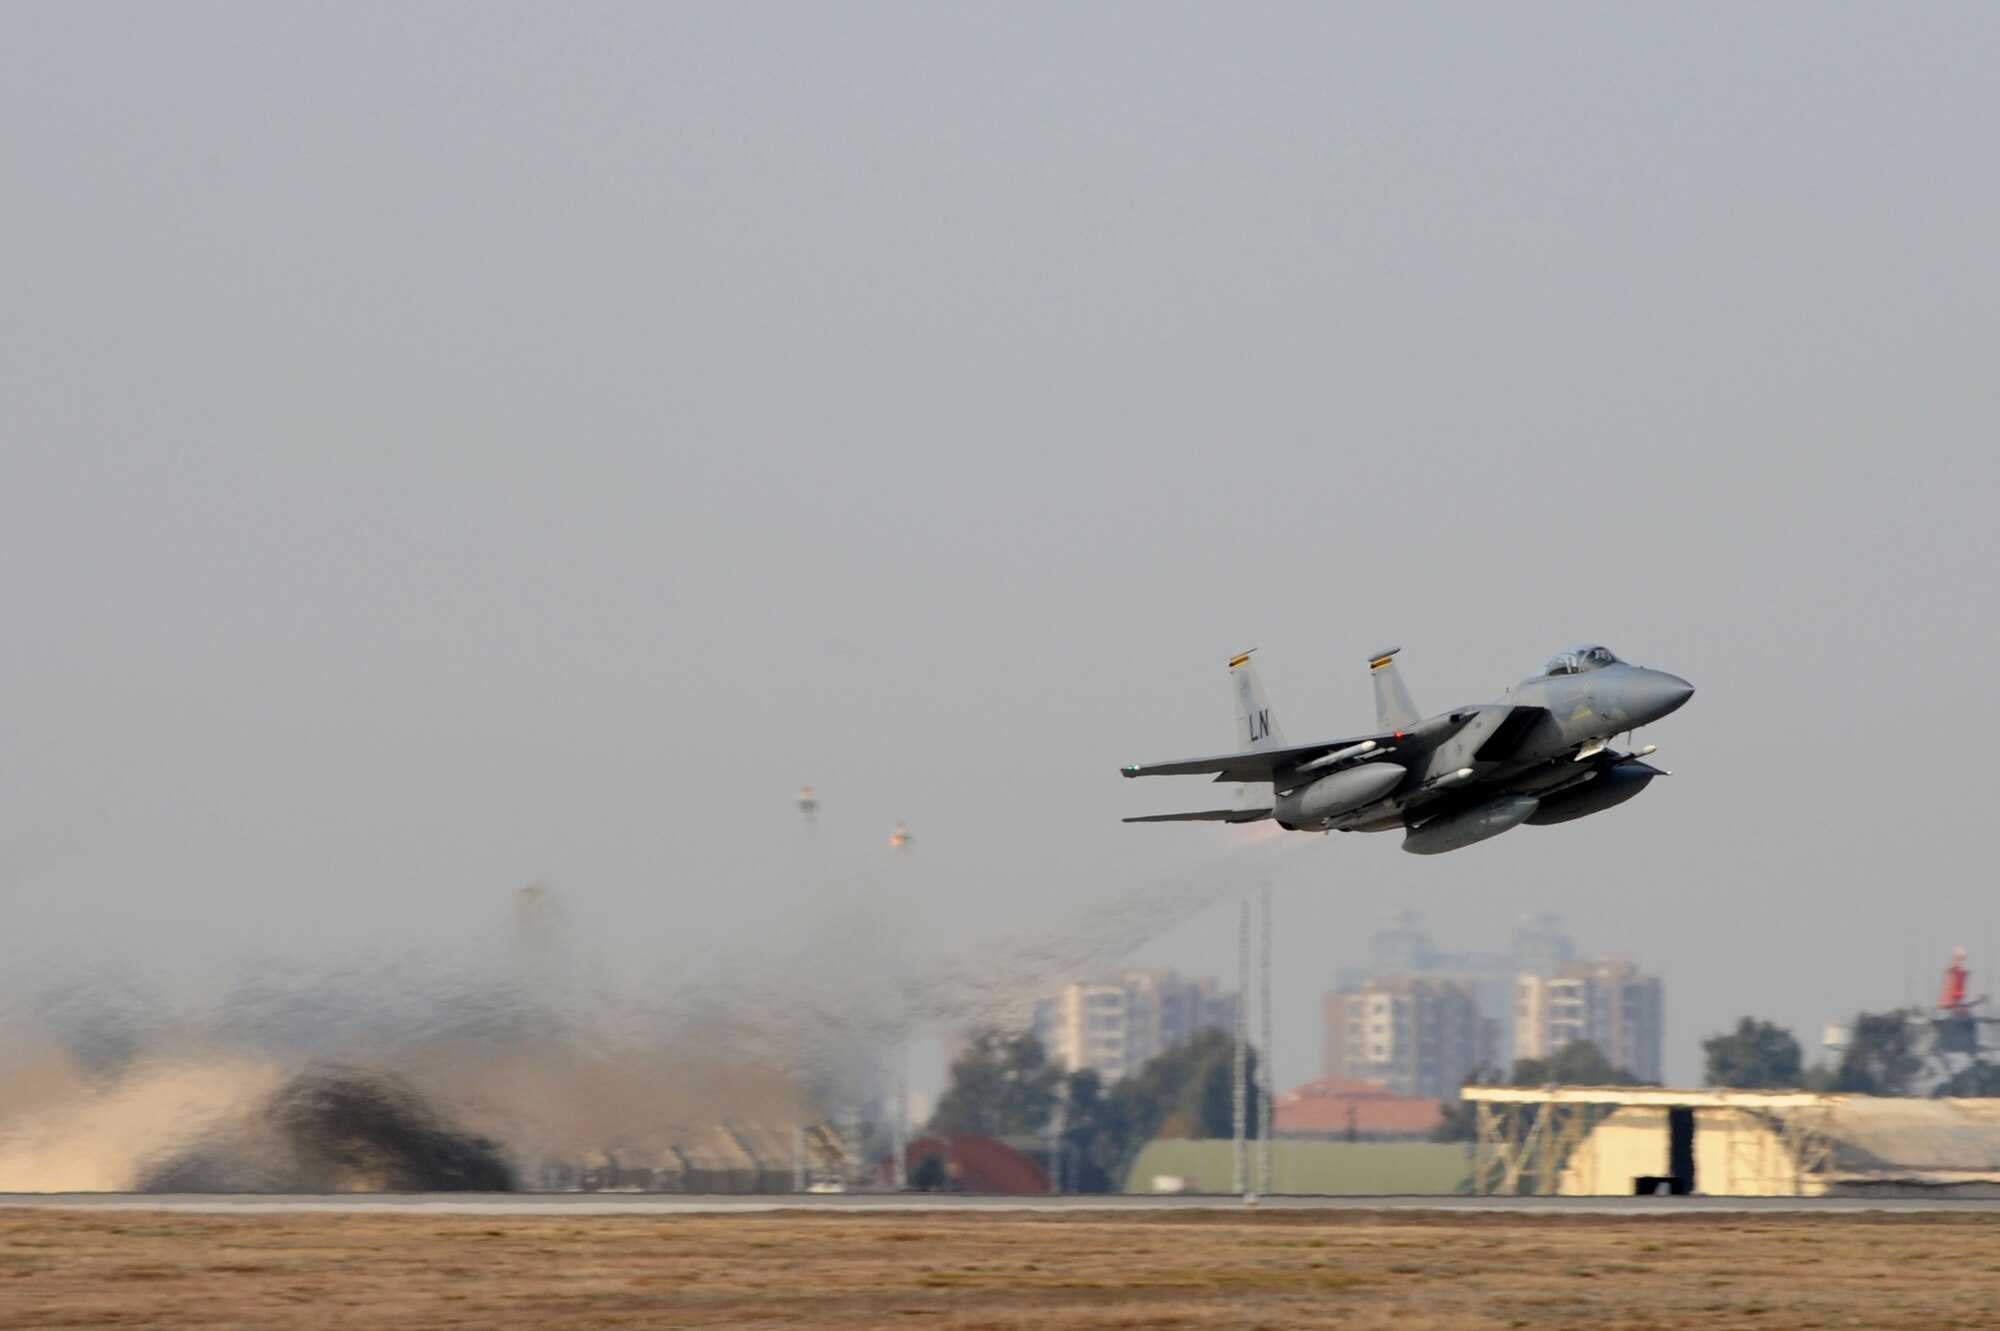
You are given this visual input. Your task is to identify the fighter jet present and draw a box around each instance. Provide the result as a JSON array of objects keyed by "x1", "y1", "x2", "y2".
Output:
[{"x1": 1120, "y1": 645, "x2": 1692, "y2": 854}]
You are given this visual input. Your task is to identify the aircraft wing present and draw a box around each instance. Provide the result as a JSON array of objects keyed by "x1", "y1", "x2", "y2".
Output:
[
  {"x1": 1119, "y1": 737, "x2": 1396, "y2": 783},
  {"x1": 1120, "y1": 706, "x2": 1502, "y2": 785},
  {"x1": 1123, "y1": 807, "x2": 1274, "y2": 824},
  {"x1": 1469, "y1": 704, "x2": 1549, "y2": 763}
]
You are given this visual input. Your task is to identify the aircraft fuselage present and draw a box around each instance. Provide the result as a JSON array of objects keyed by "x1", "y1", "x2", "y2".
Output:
[
  {"x1": 1122, "y1": 644, "x2": 1694, "y2": 854},
  {"x1": 1315, "y1": 662, "x2": 1694, "y2": 836}
]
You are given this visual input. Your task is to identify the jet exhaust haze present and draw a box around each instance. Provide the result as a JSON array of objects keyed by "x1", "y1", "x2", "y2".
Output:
[{"x1": 0, "y1": 836, "x2": 1303, "y2": 1192}]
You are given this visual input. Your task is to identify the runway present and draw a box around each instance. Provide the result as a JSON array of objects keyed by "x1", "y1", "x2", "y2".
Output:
[{"x1": 5, "y1": 1191, "x2": 1999, "y2": 1215}]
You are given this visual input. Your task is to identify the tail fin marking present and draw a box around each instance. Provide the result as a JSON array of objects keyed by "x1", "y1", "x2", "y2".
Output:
[
  {"x1": 1229, "y1": 650, "x2": 1285, "y2": 752},
  {"x1": 1370, "y1": 646, "x2": 1422, "y2": 731}
]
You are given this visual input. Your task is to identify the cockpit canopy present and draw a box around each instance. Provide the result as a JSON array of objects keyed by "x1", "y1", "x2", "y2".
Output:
[{"x1": 1542, "y1": 644, "x2": 1621, "y2": 676}]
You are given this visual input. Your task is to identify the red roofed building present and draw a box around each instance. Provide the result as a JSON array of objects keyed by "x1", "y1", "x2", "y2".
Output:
[
  {"x1": 887, "y1": 1135, "x2": 1050, "y2": 1194},
  {"x1": 1274, "y1": 1078, "x2": 1443, "y2": 1141}
]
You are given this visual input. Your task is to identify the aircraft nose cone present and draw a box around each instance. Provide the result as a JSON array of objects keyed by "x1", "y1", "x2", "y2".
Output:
[{"x1": 1625, "y1": 670, "x2": 1695, "y2": 726}]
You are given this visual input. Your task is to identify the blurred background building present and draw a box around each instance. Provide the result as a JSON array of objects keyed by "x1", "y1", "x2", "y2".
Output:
[
  {"x1": 1331, "y1": 911, "x2": 1577, "y2": 1069},
  {"x1": 1516, "y1": 958, "x2": 1665, "y2": 1084},
  {"x1": 1324, "y1": 913, "x2": 1665, "y2": 1094},
  {"x1": 1322, "y1": 977, "x2": 1489, "y2": 1099},
  {"x1": 1033, "y1": 970, "x2": 1235, "y2": 1082},
  {"x1": 1272, "y1": 1077, "x2": 1443, "y2": 1140}
]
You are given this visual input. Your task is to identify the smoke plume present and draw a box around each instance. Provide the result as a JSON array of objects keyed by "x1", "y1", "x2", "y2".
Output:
[{"x1": 0, "y1": 836, "x2": 1303, "y2": 1192}]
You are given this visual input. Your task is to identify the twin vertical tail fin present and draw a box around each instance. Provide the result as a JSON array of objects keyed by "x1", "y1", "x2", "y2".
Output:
[
  {"x1": 1234, "y1": 646, "x2": 1420, "y2": 742},
  {"x1": 1370, "y1": 647, "x2": 1421, "y2": 731},
  {"x1": 1229, "y1": 650, "x2": 1285, "y2": 752}
]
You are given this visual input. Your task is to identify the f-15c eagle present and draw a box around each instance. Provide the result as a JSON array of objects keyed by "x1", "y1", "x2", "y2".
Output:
[{"x1": 1120, "y1": 645, "x2": 1693, "y2": 854}]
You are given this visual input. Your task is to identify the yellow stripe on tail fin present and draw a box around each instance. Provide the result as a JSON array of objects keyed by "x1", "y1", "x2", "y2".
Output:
[
  {"x1": 1229, "y1": 649, "x2": 1285, "y2": 752},
  {"x1": 1369, "y1": 646, "x2": 1421, "y2": 731}
]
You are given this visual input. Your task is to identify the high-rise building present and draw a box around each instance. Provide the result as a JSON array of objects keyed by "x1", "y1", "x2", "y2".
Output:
[
  {"x1": 1332, "y1": 912, "x2": 1576, "y2": 1069},
  {"x1": 1033, "y1": 970, "x2": 1235, "y2": 1083},
  {"x1": 1321, "y1": 977, "x2": 1491, "y2": 1100},
  {"x1": 1515, "y1": 958, "x2": 1664, "y2": 1083}
]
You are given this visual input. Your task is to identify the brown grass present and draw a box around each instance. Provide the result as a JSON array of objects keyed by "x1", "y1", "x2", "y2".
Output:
[{"x1": 1, "y1": 1208, "x2": 1998, "y2": 1329}]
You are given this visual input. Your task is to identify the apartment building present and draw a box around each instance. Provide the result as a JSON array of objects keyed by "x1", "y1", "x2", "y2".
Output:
[
  {"x1": 1515, "y1": 958, "x2": 1664, "y2": 1083},
  {"x1": 1322, "y1": 976, "x2": 1489, "y2": 1100},
  {"x1": 1034, "y1": 970, "x2": 1236, "y2": 1082}
]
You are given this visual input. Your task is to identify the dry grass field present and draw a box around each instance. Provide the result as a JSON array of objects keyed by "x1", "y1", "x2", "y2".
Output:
[{"x1": 2, "y1": 1208, "x2": 1998, "y2": 1330}]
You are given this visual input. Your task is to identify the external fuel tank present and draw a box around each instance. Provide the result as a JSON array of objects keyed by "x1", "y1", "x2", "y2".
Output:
[
  {"x1": 1402, "y1": 794, "x2": 1540, "y2": 855},
  {"x1": 1523, "y1": 766, "x2": 1655, "y2": 825},
  {"x1": 1273, "y1": 762, "x2": 1405, "y2": 830}
]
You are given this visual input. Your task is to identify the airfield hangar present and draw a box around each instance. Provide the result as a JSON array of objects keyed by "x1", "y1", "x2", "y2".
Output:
[
  {"x1": 1464, "y1": 1086, "x2": 2000, "y2": 1198},
  {"x1": 533, "y1": 1120, "x2": 814, "y2": 1194}
]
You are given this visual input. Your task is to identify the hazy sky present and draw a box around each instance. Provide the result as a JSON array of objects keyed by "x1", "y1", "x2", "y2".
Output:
[{"x1": 6, "y1": 4, "x2": 1999, "y2": 1091}]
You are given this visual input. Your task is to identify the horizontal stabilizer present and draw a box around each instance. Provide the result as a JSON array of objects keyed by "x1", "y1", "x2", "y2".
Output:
[{"x1": 1123, "y1": 807, "x2": 1274, "y2": 824}]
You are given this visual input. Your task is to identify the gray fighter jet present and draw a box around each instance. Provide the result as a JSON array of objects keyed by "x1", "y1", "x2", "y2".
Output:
[{"x1": 1121, "y1": 645, "x2": 1692, "y2": 854}]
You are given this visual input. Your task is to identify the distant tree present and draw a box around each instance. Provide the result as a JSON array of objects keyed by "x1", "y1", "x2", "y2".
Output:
[
  {"x1": 1039, "y1": 1027, "x2": 1266, "y2": 1192},
  {"x1": 1061, "y1": 1066, "x2": 1104, "y2": 1140},
  {"x1": 1113, "y1": 1026, "x2": 1261, "y2": 1141},
  {"x1": 1429, "y1": 1106, "x2": 1473, "y2": 1143},
  {"x1": 1431, "y1": 1064, "x2": 1506, "y2": 1143},
  {"x1": 1834, "y1": 1010, "x2": 1923, "y2": 1097},
  {"x1": 909, "y1": 1152, "x2": 949, "y2": 1191},
  {"x1": 928, "y1": 1028, "x2": 1060, "y2": 1137},
  {"x1": 1054, "y1": 1068, "x2": 1117, "y2": 1193},
  {"x1": 1428, "y1": 1047, "x2": 1646, "y2": 1151},
  {"x1": 1512, "y1": 1039, "x2": 1645, "y2": 1089},
  {"x1": 1704, "y1": 1018, "x2": 1804, "y2": 1089},
  {"x1": 1934, "y1": 1061, "x2": 2000, "y2": 1098}
]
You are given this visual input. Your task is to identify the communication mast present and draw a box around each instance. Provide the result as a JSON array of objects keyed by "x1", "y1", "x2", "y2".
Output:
[
  {"x1": 1940, "y1": 946, "x2": 1972, "y2": 1018},
  {"x1": 1233, "y1": 900, "x2": 1248, "y2": 1199},
  {"x1": 1929, "y1": 945, "x2": 1997, "y2": 1068},
  {"x1": 1259, "y1": 883, "x2": 1274, "y2": 1198},
  {"x1": 893, "y1": 1058, "x2": 909, "y2": 1191}
]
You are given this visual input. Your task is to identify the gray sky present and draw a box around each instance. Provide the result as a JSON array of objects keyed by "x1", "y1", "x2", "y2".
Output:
[{"x1": 5, "y1": 3, "x2": 1999, "y2": 1091}]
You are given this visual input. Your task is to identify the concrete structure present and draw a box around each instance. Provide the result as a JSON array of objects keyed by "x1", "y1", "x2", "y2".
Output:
[
  {"x1": 1515, "y1": 957, "x2": 1663, "y2": 1083},
  {"x1": 1273, "y1": 1078, "x2": 1443, "y2": 1140},
  {"x1": 1322, "y1": 977, "x2": 1489, "y2": 1100},
  {"x1": 1033, "y1": 971, "x2": 1235, "y2": 1082},
  {"x1": 1465, "y1": 1086, "x2": 2000, "y2": 1198}
]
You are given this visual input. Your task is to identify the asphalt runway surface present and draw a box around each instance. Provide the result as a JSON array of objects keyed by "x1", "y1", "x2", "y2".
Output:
[{"x1": 4, "y1": 1192, "x2": 1998, "y2": 1215}]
